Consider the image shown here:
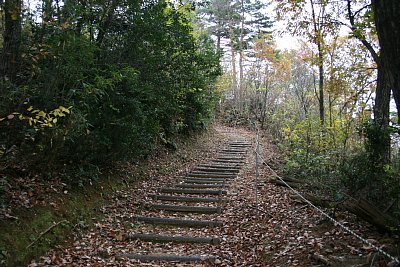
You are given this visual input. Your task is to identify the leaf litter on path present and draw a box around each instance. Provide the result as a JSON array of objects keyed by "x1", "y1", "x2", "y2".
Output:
[{"x1": 30, "y1": 125, "x2": 399, "y2": 266}]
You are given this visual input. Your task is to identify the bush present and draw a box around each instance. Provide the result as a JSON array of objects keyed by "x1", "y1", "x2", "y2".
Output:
[{"x1": 0, "y1": 1, "x2": 221, "y2": 185}]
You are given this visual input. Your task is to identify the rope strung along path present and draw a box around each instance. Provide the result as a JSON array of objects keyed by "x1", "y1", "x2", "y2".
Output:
[
  {"x1": 254, "y1": 134, "x2": 400, "y2": 264},
  {"x1": 115, "y1": 138, "x2": 252, "y2": 264}
]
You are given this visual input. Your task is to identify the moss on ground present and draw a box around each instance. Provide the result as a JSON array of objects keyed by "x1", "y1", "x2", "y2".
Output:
[{"x1": 0, "y1": 182, "x2": 117, "y2": 266}]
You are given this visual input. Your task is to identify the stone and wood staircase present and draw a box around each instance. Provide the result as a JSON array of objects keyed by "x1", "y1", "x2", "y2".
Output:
[{"x1": 115, "y1": 139, "x2": 252, "y2": 264}]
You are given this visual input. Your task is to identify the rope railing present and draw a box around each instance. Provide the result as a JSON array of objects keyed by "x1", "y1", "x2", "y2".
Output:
[{"x1": 253, "y1": 125, "x2": 400, "y2": 264}]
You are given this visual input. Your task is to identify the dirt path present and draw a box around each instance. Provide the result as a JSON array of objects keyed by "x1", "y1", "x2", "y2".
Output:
[
  {"x1": 29, "y1": 125, "x2": 396, "y2": 266},
  {"x1": 28, "y1": 126, "x2": 256, "y2": 266}
]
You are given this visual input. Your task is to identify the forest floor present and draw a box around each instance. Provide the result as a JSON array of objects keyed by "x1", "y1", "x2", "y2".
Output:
[{"x1": 2, "y1": 124, "x2": 399, "y2": 266}]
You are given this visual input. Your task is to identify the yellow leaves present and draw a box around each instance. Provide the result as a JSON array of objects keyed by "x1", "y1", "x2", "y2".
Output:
[
  {"x1": 253, "y1": 34, "x2": 278, "y2": 62},
  {"x1": 51, "y1": 106, "x2": 71, "y2": 118},
  {"x1": 0, "y1": 104, "x2": 72, "y2": 129},
  {"x1": 11, "y1": 11, "x2": 18, "y2": 21},
  {"x1": 37, "y1": 111, "x2": 47, "y2": 118},
  {"x1": 60, "y1": 106, "x2": 70, "y2": 113}
]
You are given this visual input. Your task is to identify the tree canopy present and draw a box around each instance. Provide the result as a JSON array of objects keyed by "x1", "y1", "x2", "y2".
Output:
[{"x1": 0, "y1": 0, "x2": 221, "y2": 181}]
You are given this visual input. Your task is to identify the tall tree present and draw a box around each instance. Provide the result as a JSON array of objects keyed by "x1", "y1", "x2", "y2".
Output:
[
  {"x1": 198, "y1": 0, "x2": 240, "y2": 94},
  {"x1": 310, "y1": 0, "x2": 326, "y2": 124},
  {"x1": 276, "y1": 0, "x2": 338, "y2": 125},
  {"x1": 198, "y1": 0, "x2": 231, "y2": 51},
  {"x1": 237, "y1": 0, "x2": 272, "y2": 99},
  {"x1": 0, "y1": 0, "x2": 22, "y2": 83},
  {"x1": 345, "y1": 0, "x2": 391, "y2": 161},
  {"x1": 372, "y1": 0, "x2": 400, "y2": 121},
  {"x1": 227, "y1": 0, "x2": 239, "y2": 96},
  {"x1": 199, "y1": 0, "x2": 271, "y2": 102}
]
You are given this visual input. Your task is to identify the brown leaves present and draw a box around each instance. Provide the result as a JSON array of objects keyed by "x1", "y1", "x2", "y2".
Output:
[{"x1": 27, "y1": 125, "x2": 397, "y2": 266}]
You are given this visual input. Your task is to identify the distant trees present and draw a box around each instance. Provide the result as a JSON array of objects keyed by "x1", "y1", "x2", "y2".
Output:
[
  {"x1": 274, "y1": 0, "x2": 400, "y2": 163},
  {"x1": 276, "y1": 0, "x2": 341, "y2": 125},
  {"x1": 198, "y1": 0, "x2": 272, "y2": 104},
  {"x1": 208, "y1": 0, "x2": 400, "y2": 225}
]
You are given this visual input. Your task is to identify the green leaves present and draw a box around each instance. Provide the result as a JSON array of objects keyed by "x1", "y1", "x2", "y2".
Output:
[{"x1": 0, "y1": 0, "x2": 221, "y2": 179}]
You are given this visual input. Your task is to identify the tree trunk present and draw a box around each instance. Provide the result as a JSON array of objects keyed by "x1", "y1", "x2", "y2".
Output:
[
  {"x1": 238, "y1": 0, "x2": 245, "y2": 102},
  {"x1": 216, "y1": 32, "x2": 221, "y2": 52},
  {"x1": 346, "y1": 0, "x2": 391, "y2": 162},
  {"x1": 229, "y1": 40, "x2": 237, "y2": 97},
  {"x1": 226, "y1": 0, "x2": 238, "y2": 105},
  {"x1": 310, "y1": 0, "x2": 324, "y2": 125},
  {"x1": 260, "y1": 66, "x2": 269, "y2": 129},
  {"x1": 317, "y1": 46, "x2": 324, "y2": 124},
  {"x1": 96, "y1": 0, "x2": 118, "y2": 47},
  {"x1": 328, "y1": 94, "x2": 333, "y2": 127},
  {"x1": 260, "y1": 86, "x2": 269, "y2": 129},
  {"x1": 42, "y1": 0, "x2": 53, "y2": 24},
  {"x1": 372, "y1": 0, "x2": 400, "y2": 121},
  {"x1": 228, "y1": 15, "x2": 237, "y2": 98},
  {"x1": 1, "y1": 0, "x2": 22, "y2": 83},
  {"x1": 372, "y1": 60, "x2": 391, "y2": 163}
]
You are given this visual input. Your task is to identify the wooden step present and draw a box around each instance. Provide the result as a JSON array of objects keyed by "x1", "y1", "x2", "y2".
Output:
[
  {"x1": 212, "y1": 159, "x2": 244, "y2": 164},
  {"x1": 187, "y1": 172, "x2": 236, "y2": 178},
  {"x1": 116, "y1": 253, "x2": 216, "y2": 262},
  {"x1": 198, "y1": 164, "x2": 241, "y2": 169},
  {"x1": 218, "y1": 155, "x2": 245, "y2": 158},
  {"x1": 183, "y1": 176, "x2": 227, "y2": 181},
  {"x1": 221, "y1": 149, "x2": 247, "y2": 153},
  {"x1": 125, "y1": 233, "x2": 220, "y2": 244},
  {"x1": 176, "y1": 175, "x2": 227, "y2": 181},
  {"x1": 132, "y1": 216, "x2": 223, "y2": 227},
  {"x1": 216, "y1": 156, "x2": 244, "y2": 159},
  {"x1": 228, "y1": 142, "x2": 251, "y2": 145},
  {"x1": 144, "y1": 203, "x2": 222, "y2": 214},
  {"x1": 149, "y1": 194, "x2": 222, "y2": 203},
  {"x1": 217, "y1": 154, "x2": 245, "y2": 160},
  {"x1": 160, "y1": 188, "x2": 227, "y2": 195},
  {"x1": 229, "y1": 144, "x2": 251, "y2": 146},
  {"x1": 228, "y1": 143, "x2": 250, "y2": 146},
  {"x1": 191, "y1": 170, "x2": 238, "y2": 175},
  {"x1": 175, "y1": 183, "x2": 226, "y2": 189},
  {"x1": 189, "y1": 171, "x2": 237, "y2": 177},
  {"x1": 194, "y1": 167, "x2": 240, "y2": 174},
  {"x1": 182, "y1": 178, "x2": 226, "y2": 184}
]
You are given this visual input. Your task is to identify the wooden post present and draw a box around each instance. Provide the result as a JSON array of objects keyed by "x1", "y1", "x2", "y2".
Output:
[{"x1": 255, "y1": 125, "x2": 260, "y2": 207}]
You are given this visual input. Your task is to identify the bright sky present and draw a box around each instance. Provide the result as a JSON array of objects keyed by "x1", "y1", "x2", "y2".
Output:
[
  {"x1": 275, "y1": 34, "x2": 300, "y2": 50},
  {"x1": 267, "y1": 2, "x2": 300, "y2": 51}
]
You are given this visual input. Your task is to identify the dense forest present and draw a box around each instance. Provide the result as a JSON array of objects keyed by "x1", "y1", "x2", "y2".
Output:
[
  {"x1": 1, "y1": 0, "x2": 400, "y2": 264},
  {"x1": 0, "y1": 0, "x2": 222, "y2": 183}
]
